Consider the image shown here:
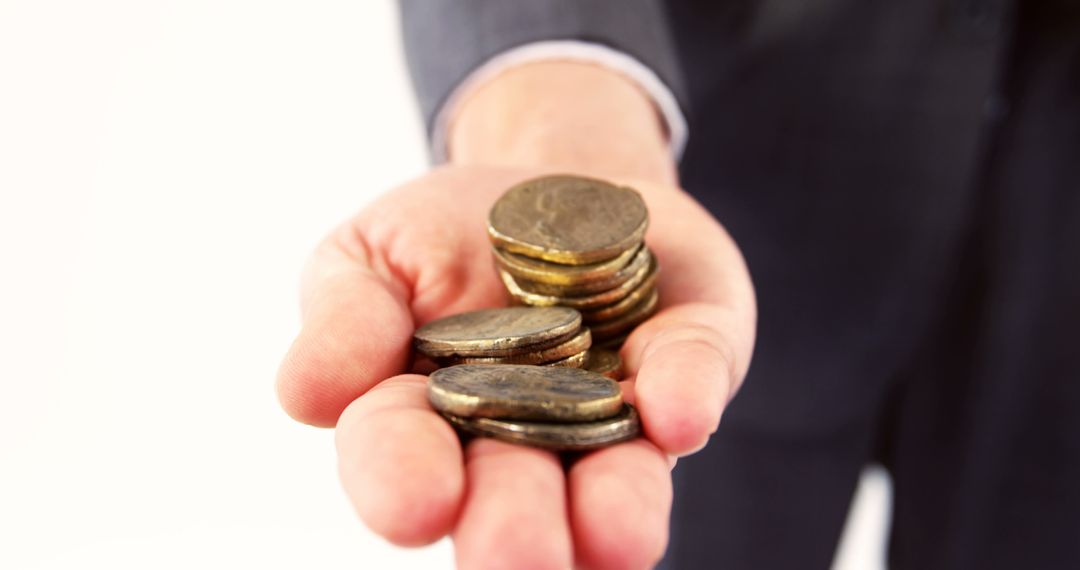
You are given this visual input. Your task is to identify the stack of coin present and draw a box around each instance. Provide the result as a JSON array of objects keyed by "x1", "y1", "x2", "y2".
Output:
[
  {"x1": 413, "y1": 302, "x2": 624, "y2": 380},
  {"x1": 428, "y1": 364, "x2": 640, "y2": 451},
  {"x1": 488, "y1": 175, "x2": 660, "y2": 348},
  {"x1": 413, "y1": 306, "x2": 591, "y2": 368}
]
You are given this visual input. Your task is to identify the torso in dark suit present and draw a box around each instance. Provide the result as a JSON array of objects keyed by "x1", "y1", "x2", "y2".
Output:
[{"x1": 400, "y1": 1, "x2": 1080, "y2": 567}]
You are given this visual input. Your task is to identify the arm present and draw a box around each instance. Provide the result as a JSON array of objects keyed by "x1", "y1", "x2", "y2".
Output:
[
  {"x1": 449, "y1": 60, "x2": 677, "y2": 186},
  {"x1": 277, "y1": 10, "x2": 756, "y2": 570}
]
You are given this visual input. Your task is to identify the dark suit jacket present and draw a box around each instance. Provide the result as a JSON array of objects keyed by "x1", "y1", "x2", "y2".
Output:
[{"x1": 399, "y1": 2, "x2": 1080, "y2": 568}]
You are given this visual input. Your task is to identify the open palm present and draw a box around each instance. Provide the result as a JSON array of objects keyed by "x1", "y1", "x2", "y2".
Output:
[{"x1": 277, "y1": 165, "x2": 756, "y2": 569}]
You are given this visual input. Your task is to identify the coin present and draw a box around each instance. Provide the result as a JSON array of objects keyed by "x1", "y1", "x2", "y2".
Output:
[
  {"x1": 543, "y1": 349, "x2": 589, "y2": 368},
  {"x1": 585, "y1": 349, "x2": 623, "y2": 380},
  {"x1": 492, "y1": 244, "x2": 641, "y2": 286},
  {"x1": 500, "y1": 252, "x2": 658, "y2": 311},
  {"x1": 442, "y1": 404, "x2": 641, "y2": 451},
  {"x1": 414, "y1": 307, "x2": 582, "y2": 358},
  {"x1": 427, "y1": 364, "x2": 622, "y2": 421},
  {"x1": 488, "y1": 175, "x2": 649, "y2": 264},
  {"x1": 594, "y1": 333, "x2": 630, "y2": 350},
  {"x1": 509, "y1": 246, "x2": 651, "y2": 296},
  {"x1": 582, "y1": 279, "x2": 656, "y2": 323},
  {"x1": 590, "y1": 288, "x2": 660, "y2": 341},
  {"x1": 439, "y1": 328, "x2": 592, "y2": 366}
]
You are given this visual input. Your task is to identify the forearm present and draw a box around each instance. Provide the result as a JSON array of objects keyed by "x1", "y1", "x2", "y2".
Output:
[{"x1": 446, "y1": 61, "x2": 678, "y2": 187}]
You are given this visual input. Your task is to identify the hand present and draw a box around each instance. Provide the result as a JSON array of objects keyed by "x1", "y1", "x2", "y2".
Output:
[{"x1": 276, "y1": 164, "x2": 756, "y2": 569}]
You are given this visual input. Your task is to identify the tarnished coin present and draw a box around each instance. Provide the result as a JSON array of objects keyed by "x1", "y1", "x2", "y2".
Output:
[
  {"x1": 443, "y1": 404, "x2": 641, "y2": 451},
  {"x1": 488, "y1": 175, "x2": 649, "y2": 264},
  {"x1": 510, "y1": 246, "x2": 651, "y2": 296},
  {"x1": 590, "y1": 288, "x2": 660, "y2": 341},
  {"x1": 594, "y1": 333, "x2": 630, "y2": 350},
  {"x1": 492, "y1": 244, "x2": 641, "y2": 286},
  {"x1": 414, "y1": 307, "x2": 581, "y2": 358},
  {"x1": 582, "y1": 280, "x2": 657, "y2": 323},
  {"x1": 440, "y1": 328, "x2": 592, "y2": 366},
  {"x1": 428, "y1": 364, "x2": 622, "y2": 421},
  {"x1": 543, "y1": 349, "x2": 589, "y2": 368},
  {"x1": 585, "y1": 349, "x2": 623, "y2": 380},
  {"x1": 500, "y1": 252, "x2": 658, "y2": 311}
]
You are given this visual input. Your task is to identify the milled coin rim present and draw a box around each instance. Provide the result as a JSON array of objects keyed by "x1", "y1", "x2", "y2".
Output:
[
  {"x1": 438, "y1": 328, "x2": 592, "y2": 366},
  {"x1": 500, "y1": 250, "x2": 658, "y2": 311},
  {"x1": 492, "y1": 243, "x2": 642, "y2": 286},
  {"x1": 542, "y1": 349, "x2": 589, "y2": 368},
  {"x1": 442, "y1": 404, "x2": 641, "y2": 451},
  {"x1": 510, "y1": 245, "x2": 651, "y2": 296},
  {"x1": 585, "y1": 349, "x2": 624, "y2": 380},
  {"x1": 590, "y1": 288, "x2": 660, "y2": 340},
  {"x1": 491, "y1": 223, "x2": 647, "y2": 265},
  {"x1": 582, "y1": 278, "x2": 657, "y2": 323},
  {"x1": 414, "y1": 307, "x2": 583, "y2": 358},
  {"x1": 594, "y1": 333, "x2": 630, "y2": 350},
  {"x1": 427, "y1": 364, "x2": 623, "y2": 421},
  {"x1": 487, "y1": 176, "x2": 649, "y2": 265}
]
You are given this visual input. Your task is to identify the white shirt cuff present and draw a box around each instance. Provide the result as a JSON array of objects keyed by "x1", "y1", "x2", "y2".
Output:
[{"x1": 430, "y1": 40, "x2": 689, "y2": 164}]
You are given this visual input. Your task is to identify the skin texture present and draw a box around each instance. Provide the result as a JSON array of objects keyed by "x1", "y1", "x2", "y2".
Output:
[{"x1": 277, "y1": 62, "x2": 757, "y2": 569}]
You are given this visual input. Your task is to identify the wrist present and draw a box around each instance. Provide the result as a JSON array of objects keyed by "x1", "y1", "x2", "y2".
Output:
[{"x1": 446, "y1": 61, "x2": 678, "y2": 187}]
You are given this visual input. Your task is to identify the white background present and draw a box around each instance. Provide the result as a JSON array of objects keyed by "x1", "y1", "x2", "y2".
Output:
[{"x1": 0, "y1": 1, "x2": 888, "y2": 568}]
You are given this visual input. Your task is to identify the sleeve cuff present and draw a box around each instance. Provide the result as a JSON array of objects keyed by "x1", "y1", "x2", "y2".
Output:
[{"x1": 430, "y1": 40, "x2": 689, "y2": 164}]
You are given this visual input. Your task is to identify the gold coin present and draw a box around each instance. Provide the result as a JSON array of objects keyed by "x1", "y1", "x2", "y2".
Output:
[
  {"x1": 543, "y1": 349, "x2": 589, "y2": 368},
  {"x1": 594, "y1": 332, "x2": 630, "y2": 350},
  {"x1": 590, "y1": 288, "x2": 660, "y2": 341},
  {"x1": 509, "y1": 246, "x2": 651, "y2": 296},
  {"x1": 585, "y1": 349, "x2": 623, "y2": 380},
  {"x1": 500, "y1": 252, "x2": 658, "y2": 311},
  {"x1": 442, "y1": 404, "x2": 640, "y2": 451},
  {"x1": 427, "y1": 364, "x2": 623, "y2": 421},
  {"x1": 414, "y1": 307, "x2": 581, "y2": 358},
  {"x1": 488, "y1": 175, "x2": 649, "y2": 265},
  {"x1": 582, "y1": 280, "x2": 657, "y2": 323},
  {"x1": 439, "y1": 328, "x2": 592, "y2": 366},
  {"x1": 492, "y1": 244, "x2": 641, "y2": 286}
]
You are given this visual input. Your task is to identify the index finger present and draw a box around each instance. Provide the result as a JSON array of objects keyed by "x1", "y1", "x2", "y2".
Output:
[{"x1": 276, "y1": 223, "x2": 414, "y2": 426}]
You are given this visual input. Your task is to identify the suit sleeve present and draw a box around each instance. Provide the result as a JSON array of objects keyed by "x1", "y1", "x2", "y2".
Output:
[{"x1": 397, "y1": 0, "x2": 687, "y2": 159}]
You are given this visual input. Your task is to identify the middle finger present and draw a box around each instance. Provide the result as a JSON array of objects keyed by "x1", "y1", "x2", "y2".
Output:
[{"x1": 454, "y1": 438, "x2": 573, "y2": 569}]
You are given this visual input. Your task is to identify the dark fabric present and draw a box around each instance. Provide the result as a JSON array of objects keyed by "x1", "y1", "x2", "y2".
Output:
[
  {"x1": 398, "y1": 0, "x2": 686, "y2": 137},
  {"x1": 878, "y1": 3, "x2": 1080, "y2": 567},
  {"x1": 398, "y1": 0, "x2": 1080, "y2": 568}
]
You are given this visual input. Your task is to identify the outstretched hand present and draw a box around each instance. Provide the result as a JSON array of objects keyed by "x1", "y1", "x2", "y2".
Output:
[{"x1": 277, "y1": 165, "x2": 756, "y2": 569}]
